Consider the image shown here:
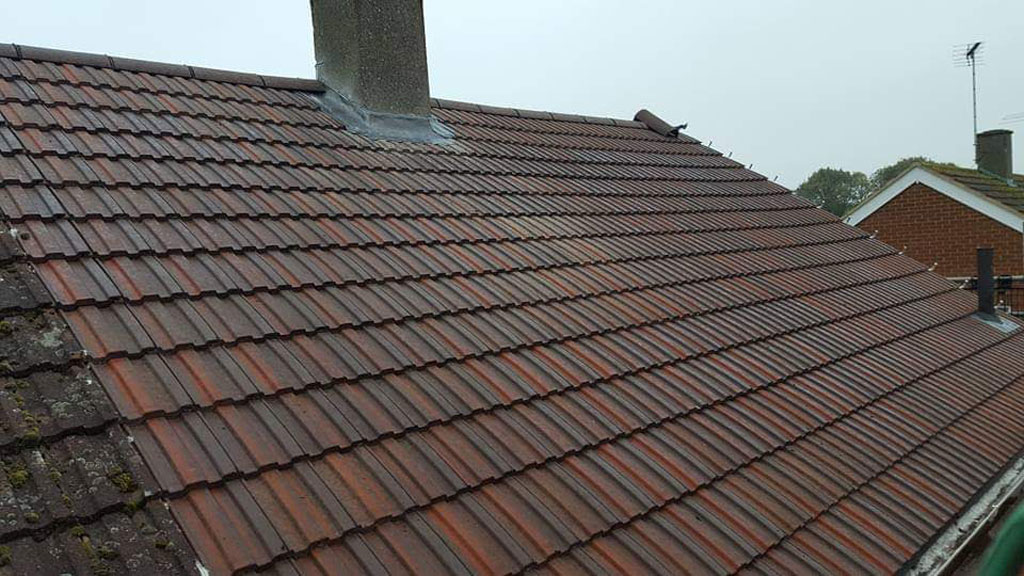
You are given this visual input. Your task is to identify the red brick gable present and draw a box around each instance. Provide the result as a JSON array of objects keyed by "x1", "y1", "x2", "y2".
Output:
[{"x1": 858, "y1": 182, "x2": 1023, "y2": 277}]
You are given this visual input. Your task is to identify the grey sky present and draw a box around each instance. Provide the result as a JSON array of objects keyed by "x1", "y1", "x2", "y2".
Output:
[{"x1": 4, "y1": 1, "x2": 1022, "y2": 188}]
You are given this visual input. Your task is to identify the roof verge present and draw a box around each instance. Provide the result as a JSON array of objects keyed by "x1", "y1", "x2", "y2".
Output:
[
  {"x1": 905, "y1": 451, "x2": 1024, "y2": 574},
  {"x1": 0, "y1": 117, "x2": 198, "y2": 574}
]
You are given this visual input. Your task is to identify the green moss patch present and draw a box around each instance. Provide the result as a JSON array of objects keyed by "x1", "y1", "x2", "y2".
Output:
[
  {"x1": 3, "y1": 461, "x2": 29, "y2": 489},
  {"x1": 106, "y1": 467, "x2": 137, "y2": 493}
]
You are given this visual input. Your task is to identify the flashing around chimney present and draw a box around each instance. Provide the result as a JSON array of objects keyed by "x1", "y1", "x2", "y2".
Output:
[
  {"x1": 315, "y1": 89, "x2": 454, "y2": 143},
  {"x1": 973, "y1": 247, "x2": 1018, "y2": 332},
  {"x1": 309, "y1": 0, "x2": 453, "y2": 143},
  {"x1": 634, "y1": 109, "x2": 686, "y2": 138},
  {"x1": 976, "y1": 247, "x2": 997, "y2": 319}
]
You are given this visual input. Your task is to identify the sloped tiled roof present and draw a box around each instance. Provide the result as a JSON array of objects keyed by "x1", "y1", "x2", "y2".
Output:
[
  {"x1": 925, "y1": 162, "x2": 1024, "y2": 213},
  {"x1": 1, "y1": 44, "x2": 1024, "y2": 575}
]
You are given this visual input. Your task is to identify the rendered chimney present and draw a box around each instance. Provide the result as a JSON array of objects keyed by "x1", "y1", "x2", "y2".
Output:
[
  {"x1": 309, "y1": 0, "x2": 450, "y2": 142},
  {"x1": 976, "y1": 129, "x2": 1013, "y2": 181}
]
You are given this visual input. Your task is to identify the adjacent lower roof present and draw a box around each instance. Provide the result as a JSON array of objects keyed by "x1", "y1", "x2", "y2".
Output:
[
  {"x1": 846, "y1": 162, "x2": 1024, "y2": 230},
  {"x1": 930, "y1": 163, "x2": 1024, "y2": 212},
  {"x1": 1, "y1": 44, "x2": 1024, "y2": 575}
]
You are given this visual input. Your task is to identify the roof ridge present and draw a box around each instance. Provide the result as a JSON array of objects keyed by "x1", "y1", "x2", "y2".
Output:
[
  {"x1": 430, "y1": 97, "x2": 646, "y2": 129},
  {"x1": 926, "y1": 162, "x2": 1023, "y2": 191},
  {"x1": 0, "y1": 42, "x2": 324, "y2": 92},
  {"x1": 924, "y1": 161, "x2": 980, "y2": 174},
  {"x1": 0, "y1": 42, "x2": 655, "y2": 131},
  {"x1": 924, "y1": 161, "x2": 1024, "y2": 181}
]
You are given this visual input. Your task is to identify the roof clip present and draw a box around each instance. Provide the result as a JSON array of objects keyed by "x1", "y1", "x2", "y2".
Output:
[{"x1": 633, "y1": 109, "x2": 686, "y2": 138}]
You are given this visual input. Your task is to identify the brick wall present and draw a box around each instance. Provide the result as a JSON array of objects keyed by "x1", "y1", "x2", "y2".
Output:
[{"x1": 857, "y1": 182, "x2": 1023, "y2": 277}]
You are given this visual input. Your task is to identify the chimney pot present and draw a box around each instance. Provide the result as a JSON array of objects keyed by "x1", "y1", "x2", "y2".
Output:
[{"x1": 976, "y1": 129, "x2": 1013, "y2": 181}]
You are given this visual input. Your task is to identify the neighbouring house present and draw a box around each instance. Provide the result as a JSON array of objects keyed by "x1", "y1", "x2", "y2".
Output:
[
  {"x1": 845, "y1": 130, "x2": 1023, "y2": 278},
  {"x1": 1, "y1": 2, "x2": 1024, "y2": 575}
]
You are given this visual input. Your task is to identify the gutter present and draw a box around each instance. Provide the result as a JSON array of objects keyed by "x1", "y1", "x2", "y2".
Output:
[{"x1": 905, "y1": 453, "x2": 1024, "y2": 575}]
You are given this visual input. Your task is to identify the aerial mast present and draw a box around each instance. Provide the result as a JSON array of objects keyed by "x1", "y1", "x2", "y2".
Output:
[{"x1": 954, "y1": 41, "x2": 983, "y2": 162}]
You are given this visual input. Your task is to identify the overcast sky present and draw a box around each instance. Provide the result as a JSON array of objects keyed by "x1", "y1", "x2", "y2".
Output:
[{"x1": 4, "y1": 1, "x2": 1022, "y2": 188}]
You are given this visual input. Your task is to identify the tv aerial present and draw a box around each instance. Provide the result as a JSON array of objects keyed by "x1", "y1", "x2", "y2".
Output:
[{"x1": 953, "y1": 41, "x2": 983, "y2": 158}]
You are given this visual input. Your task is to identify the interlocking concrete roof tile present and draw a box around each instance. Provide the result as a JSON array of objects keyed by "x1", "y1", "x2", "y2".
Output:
[{"x1": 0, "y1": 45, "x2": 1022, "y2": 576}]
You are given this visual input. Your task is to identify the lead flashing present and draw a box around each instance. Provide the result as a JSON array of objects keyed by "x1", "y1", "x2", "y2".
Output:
[
  {"x1": 975, "y1": 314, "x2": 1021, "y2": 334},
  {"x1": 316, "y1": 88, "x2": 453, "y2": 144}
]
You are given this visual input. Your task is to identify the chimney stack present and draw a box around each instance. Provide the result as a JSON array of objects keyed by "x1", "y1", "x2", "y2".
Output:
[
  {"x1": 977, "y1": 247, "x2": 996, "y2": 318},
  {"x1": 309, "y1": 0, "x2": 450, "y2": 142},
  {"x1": 976, "y1": 129, "x2": 1013, "y2": 181}
]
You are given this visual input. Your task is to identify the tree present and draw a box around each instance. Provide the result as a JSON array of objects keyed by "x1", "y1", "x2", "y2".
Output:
[
  {"x1": 795, "y1": 167, "x2": 870, "y2": 217},
  {"x1": 868, "y1": 156, "x2": 930, "y2": 190}
]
